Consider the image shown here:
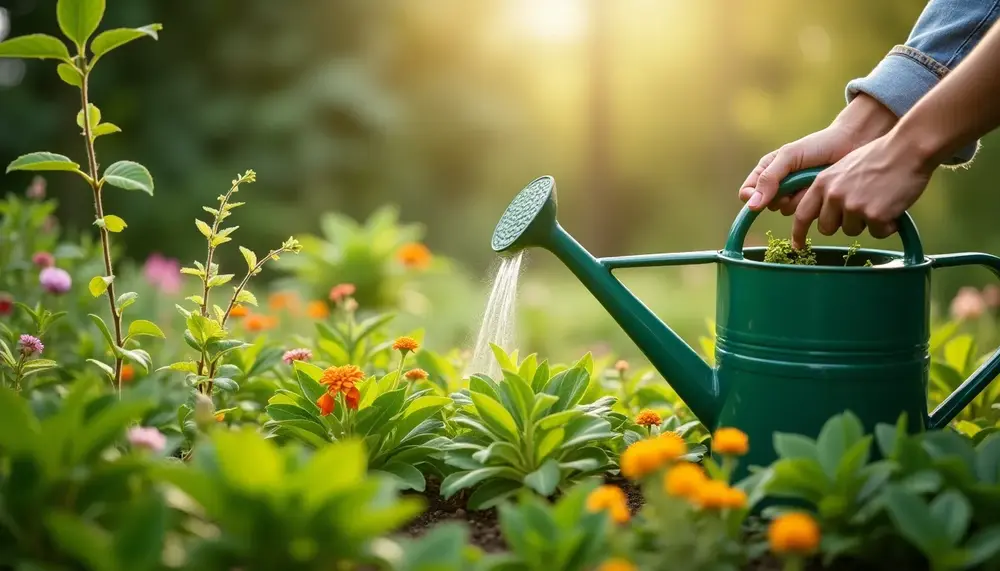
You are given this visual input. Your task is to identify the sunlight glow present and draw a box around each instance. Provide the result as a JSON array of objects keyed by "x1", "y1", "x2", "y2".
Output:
[{"x1": 519, "y1": 0, "x2": 588, "y2": 42}]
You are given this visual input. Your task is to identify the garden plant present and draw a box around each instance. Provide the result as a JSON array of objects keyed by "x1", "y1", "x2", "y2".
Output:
[{"x1": 2, "y1": 2, "x2": 1000, "y2": 571}]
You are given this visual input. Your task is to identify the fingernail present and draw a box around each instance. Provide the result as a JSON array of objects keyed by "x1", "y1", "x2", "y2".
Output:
[{"x1": 748, "y1": 192, "x2": 762, "y2": 208}]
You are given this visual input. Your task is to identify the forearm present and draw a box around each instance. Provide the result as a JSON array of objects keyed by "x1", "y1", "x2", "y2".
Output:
[{"x1": 890, "y1": 20, "x2": 1000, "y2": 169}]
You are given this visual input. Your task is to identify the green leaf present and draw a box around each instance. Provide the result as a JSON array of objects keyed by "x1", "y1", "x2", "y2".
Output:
[
  {"x1": 76, "y1": 103, "x2": 101, "y2": 131},
  {"x1": 470, "y1": 392, "x2": 520, "y2": 443},
  {"x1": 120, "y1": 348, "x2": 151, "y2": 373},
  {"x1": 0, "y1": 34, "x2": 71, "y2": 60},
  {"x1": 774, "y1": 433, "x2": 820, "y2": 461},
  {"x1": 113, "y1": 494, "x2": 168, "y2": 571},
  {"x1": 441, "y1": 467, "x2": 512, "y2": 498},
  {"x1": 86, "y1": 358, "x2": 114, "y2": 380},
  {"x1": 535, "y1": 428, "x2": 565, "y2": 461},
  {"x1": 186, "y1": 314, "x2": 224, "y2": 346},
  {"x1": 207, "y1": 274, "x2": 234, "y2": 287},
  {"x1": 159, "y1": 361, "x2": 198, "y2": 374},
  {"x1": 976, "y1": 433, "x2": 1000, "y2": 485},
  {"x1": 101, "y1": 214, "x2": 127, "y2": 232},
  {"x1": 90, "y1": 122, "x2": 121, "y2": 139},
  {"x1": 213, "y1": 428, "x2": 283, "y2": 493},
  {"x1": 195, "y1": 219, "x2": 212, "y2": 239},
  {"x1": 816, "y1": 412, "x2": 864, "y2": 480},
  {"x1": 240, "y1": 246, "x2": 257, "y2": 272},
  {"x1": 88, "y1": 275, "x2": 114, "y2": 297},
  {"x1": 88, "y1": 314, "x2": 118, "y2": 354},
  {"x1": 128, "y1": 319, "x2": 164, "y2": 339},
  {"x1": 965, "y1": 526, "x2": 1000, "y2": 568},
  {"x1": 45, "y1": 512, "x2": 114, "y2": 571},
  {"x1": 380, "y1": 461, "x2": 426, "y2": 492},
  {"x1": 116, "y1": 291, "x2": 138, "y2": 312},
  {"x1": 102, "y1": 160, "x2": 154, "y2": 195},
  {"x1": 499, "y1": 370, "x2": 535, "y2": 429},
  {"x1": 0, "y1": 387, "x2": 38, "y2": 449},
  {"x1": 929, "y1": 489, "x2": 971, "y2": 546},
  {"x1": 6, "y1": 152, "x2": 80, "y2": 174},
  {"x1": 883, "y1": 486, "x2": 946, "y2": 557},
  {"x1": 468, "y1": 479, "x2": 522, "y2": 510},
  {"x1": 523, "y1": 459, "x2": 561, "y2": 496},
  {"x1": 213, "y1": 377, "x2": 239, "y2": 392},
  {"x1": 235, "y1": 289, "x2": 258, "y2": 306},
  {"x1": 90, "y1": 24, "x2": 162, "y2": 59},
  {"x1": 57, "y1": 63, "x2": 82, "y2": 87},
  {"x1": 57, "y1": 0, "x2": 105, "y2": 47}
]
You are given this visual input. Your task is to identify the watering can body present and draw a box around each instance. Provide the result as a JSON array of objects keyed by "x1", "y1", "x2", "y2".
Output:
[{"x1": 491, "y1": 167, "x2": 1000, "y2": 481}]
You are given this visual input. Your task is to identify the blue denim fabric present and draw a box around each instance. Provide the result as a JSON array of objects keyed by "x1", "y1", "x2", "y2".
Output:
[{"x1": 845, "y1": 0, "x2": 1000, "y2": 164}]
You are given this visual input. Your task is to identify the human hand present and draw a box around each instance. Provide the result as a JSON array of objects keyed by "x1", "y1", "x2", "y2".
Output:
[
  {"x1": 789, "y1": 133, "x2": 934, "y2": 250},
  {"x1": 739, "y1": 94, "x2": 897, "y2": 214}
]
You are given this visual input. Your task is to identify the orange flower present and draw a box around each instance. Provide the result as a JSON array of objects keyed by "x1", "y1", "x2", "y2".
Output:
[
  {"x1": 405, "y1": 368, "x2": 429, "y2": 381},
  {"x1": 317, "y1": 392, "x2": 336, "y2": 416},
  {"x1": 397, "y1": 242, "x2": 432, "y2": 269},
  {"x1": 723, "y1": 487, "x2": 748, "y2": 509},
  {"x1": 268, "y1": 291, "x2": 301, "y2": 314},
  {"x1": 244, "y1": 313, "x2": 278, "y2": 332},
  {"x1": 230, "y1": 304, "x2": 249, "y2": 318},
  {"x1": 635, "y1": 409, "x2": 661, "y2": 427},
  {"x1": 329, "y1": 283, "x2": 356, "y2": 303},
  {"x1": 306, "y1": 300, "x2": 329, "y2": 320},
  {"x1": 586, "y1": 485, "x2": 630, "y2": 524},
  {"x1": 713, "y1": 427, "x2": 749, "y2": 456},
  {"x1": 614, "y1": 360, "x2": 629, "y2": 373},
  {"x1": 345, "y1": 386, "x2": 360, "y2": 410},
  {"x1": 393, "y1": 336, "x2": 419, "y2": 353},
  {"x1": 619, "y1": 436, "x2": 686, "y2": 480},
  {"x1": 120, "y1": 364, "x2": 135, "y2": 383},
  {"x1": 664, "y1": 462, "x2": 707, "y2": 499},
  {"x1": 694, "y1": 480, "x2": 731, "y2": 509},
  {"x1": 598, "y1": 559, "x2": 636, "y2": 571},
  {"x1": 320, "y1": 365, "x2": 366, "y2": 394},
  {"x1": 659, "y1": 431, "x2": 686, "y2": 449},
  {"x1": 769, "y1": 512, "x2": 821, "y2": 555},
  {"x1": 215, "y1": 412, "x2": 225, "y2": 422}
]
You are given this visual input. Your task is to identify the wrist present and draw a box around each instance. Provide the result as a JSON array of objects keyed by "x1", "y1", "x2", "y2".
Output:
[
  {"x1": 885, "y1": 113, "x2": 948, "y2": 174},
  {"x1": 832, "y1": 93, "x2": 898, "y2": 148}
]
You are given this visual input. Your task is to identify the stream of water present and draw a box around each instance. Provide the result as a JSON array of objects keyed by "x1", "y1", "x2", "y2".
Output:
[{"x1": 465, "y1": 252, "x2": 525, "y2": 380}]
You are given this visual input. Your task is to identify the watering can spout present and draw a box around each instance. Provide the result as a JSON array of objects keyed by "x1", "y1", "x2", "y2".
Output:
[{"x1": 492, "y1": 176, "x2": 720, "y2": 426}]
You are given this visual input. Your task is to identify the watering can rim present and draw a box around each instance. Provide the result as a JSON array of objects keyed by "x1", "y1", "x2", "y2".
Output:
[{"x1": 716, "y1": 245, "x2": 932, "y2": 272}]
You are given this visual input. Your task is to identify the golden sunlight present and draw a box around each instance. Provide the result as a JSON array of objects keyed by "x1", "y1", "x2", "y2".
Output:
[{"x1": 518, "y1": 0, "x2": 588, "y2": 42}]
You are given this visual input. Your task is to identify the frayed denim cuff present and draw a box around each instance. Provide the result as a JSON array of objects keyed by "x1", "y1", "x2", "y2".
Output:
[{"x1": 845, "y1": 45, "x2": 978, "y2": 165}]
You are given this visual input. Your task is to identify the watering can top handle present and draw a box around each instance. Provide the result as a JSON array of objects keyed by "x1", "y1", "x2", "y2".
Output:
[{"x1": 722, "y1": 166, "x2": 926, "y2": 265}]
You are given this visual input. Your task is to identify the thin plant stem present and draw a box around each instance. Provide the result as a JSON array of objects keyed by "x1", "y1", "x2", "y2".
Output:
[{"x1": 80, "y1": 61, "x2": 124, "y2": 395}]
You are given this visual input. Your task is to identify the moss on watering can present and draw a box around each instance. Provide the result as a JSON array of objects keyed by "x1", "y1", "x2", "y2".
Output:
[{"x1": 763, "y1": 230, "x2": 873, "y2": 267}]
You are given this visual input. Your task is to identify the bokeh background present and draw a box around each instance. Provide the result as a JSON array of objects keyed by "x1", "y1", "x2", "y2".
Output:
[{"x1": 2, "y1": 0, "x2": 999, "y2": 363}]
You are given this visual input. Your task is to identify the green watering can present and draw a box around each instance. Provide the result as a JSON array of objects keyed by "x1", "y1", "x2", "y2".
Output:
[{"x1": 491, "y1": 166, "x2": 1000, "y2": 479}]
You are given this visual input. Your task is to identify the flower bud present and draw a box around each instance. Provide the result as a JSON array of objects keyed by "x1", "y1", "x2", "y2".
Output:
[{"x1": 194, "y1": 393, "x2": 216, "y2": 431}]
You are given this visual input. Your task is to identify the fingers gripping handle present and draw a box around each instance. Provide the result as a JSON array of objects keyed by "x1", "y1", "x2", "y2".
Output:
[
  {"x1": 927, "y1": 253, "x2": 1000, "y2": 429},
  {"x1": 722, "y1": 166, "x2": 925, "y2": 266}
]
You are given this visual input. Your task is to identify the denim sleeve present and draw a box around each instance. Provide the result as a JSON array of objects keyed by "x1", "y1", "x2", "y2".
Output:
[{"x1": 845, "y1": 0, "x2": 1000, "y2": 165}]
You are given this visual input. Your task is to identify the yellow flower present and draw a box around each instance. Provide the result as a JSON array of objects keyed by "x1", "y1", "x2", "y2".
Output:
[
  {"x1": 393, "y1": 336, "x2": 420, "y2": 353},
  {"x1": 404, "y1": 368, "x2": 429, "y2": 381},
  {"x1": 694, "y1": 480, "x2": 732, "y2": 509},
  {"x1": 664, "y1": 462, "x2": 707, "y2": 499},
  {"x1": 769, "y1": 512, "x2": 821, "y2": 555},
  {"x1": 620, "y1": 436, "x2": 685, "y2": 480},
  {"x1": 397, "y1": 242, "x2": 432, "y2": 269},
  {"x1": 713, "y1": 427, "x2": 749, "y2": 456},
  {"x1": 586, "y1": 485, "x2": 630, "y2": 524},
  {"x1": 598, "y1": 559, "x2": 636, "y2": 571},
  {"x1": 635, "y1": 409, "x2": 661, "y2": 427},
  {"x1": 306, "y1": 300, "x2": 330, "y2": 320},
  {"x1": 723, "y1": 486, "x2": 748, "y2": 509}
]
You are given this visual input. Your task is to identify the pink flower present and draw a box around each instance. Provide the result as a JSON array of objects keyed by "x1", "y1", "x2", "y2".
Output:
[
  {"x1": 983, "y1": 284, "x2": 1000, "y2": 309},
  {"x1": 127, "y1": 427, "x2": 166, "y2": 452},
  {"x1": 0, "y1": 293, "x2": 12, "y2": 317},
  {"x1": 951, "y1": 286, "x2": 987, "y2": 321},
  {"x1": 32, "y1": 251, "x2": 54, "y2": 268},
  {"x1": 282, "y1": 348, "x2": 313, "y2": 365},
  {"x1": 329, "y1": 283, "x2": 356, "y2": 303},
  {"x1": 26, "y1": 176, "x2": 46, "y2": 200},
  {"x1": 143, "y1": 253, "x2": 182, "y2": 294},
  {"x1": 39, "y1": 267, "x2": 72, "y2": 295},
  {"x1": 18, "y1": 334, "x2": 43, "y2": 356}
]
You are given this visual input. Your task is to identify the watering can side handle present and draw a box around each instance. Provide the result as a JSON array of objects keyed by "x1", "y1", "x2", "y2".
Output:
[
  {"x1": 722, "y1": 166, "x2": 925, "y2": 266},
  {"x1": 926, "y1": 253, "x2": 1000, "y2": 430},
  {"x1": 599, "y1": 250, "x2": 720, "y2": 270}
]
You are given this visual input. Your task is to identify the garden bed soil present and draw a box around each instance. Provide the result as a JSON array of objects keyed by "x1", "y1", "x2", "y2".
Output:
[{"x1": 402, "y1": 477, "x2": 883, "y2": 571}]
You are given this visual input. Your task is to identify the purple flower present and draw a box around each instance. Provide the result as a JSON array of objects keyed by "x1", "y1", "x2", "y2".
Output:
[
  {"x1": 39, "y1": 267, "x2": 72, "y2": 295},
  {"x1": 127, "y1": 426, "x2": 166, "y2": 452},
  {"x1": 282, "y1": 348, "x2": 313, "y2": 365},
  {"x1": 143, "y1": 253, "x2": 182, "y2": 294},
  {"x1": 32, "y1": 251, "x2": 54, "y2": 268},
  {"x1": 18, "y1": 334, "x2": 43, "y2": 356}
]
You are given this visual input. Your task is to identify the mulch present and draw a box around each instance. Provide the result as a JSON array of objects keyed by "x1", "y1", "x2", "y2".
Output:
[{"x1": 401, "y1": 477, "x2": 889, "y2": 570}]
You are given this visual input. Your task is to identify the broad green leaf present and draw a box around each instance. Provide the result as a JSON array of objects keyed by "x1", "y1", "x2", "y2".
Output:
[
  {"x1": 116, "y1": 292, "x2": 138, "y2": 312},
  {"x1": 89, "y1": 275, "x2": 114, "y2": 297},
  {"x1": 816, "y1": 412, "x2": 864, "y2": 480},
  {"x1": 929, "y1": 489, "x2": 971, "y2": 545},
  {"x1": 380, "y1": 461, "x2": 426, "y2": 492},
  {"x1": 883, "y1": 486, "x2": 945, "y2": 556},
  {"x1": 75, "y1": 400, "x2": 151, "y2": 461},
  {"x1": 186, "y1": 314, "x2": 224, "y2": 345},
  {"x1": 537, "y1": 409, "x2": 583, "y2": 431},
  {"x1": 531, "y1": 393, "x2": 560, "y2": 420},
  {"x1": 295, "y1": 439, "x2": 366, "y2": 509},
  {"x1": 473, "y1": 441, "x2": 524, "y2": 468},
  {"x1": 441, "y1": 467, "x2": 511, "y2": 498},
  {"x1": 128, "y1": 319, "x2": 164, "y2": 339},
  {"x1": 6, "y1": 152, "x2": 80, "y2": 174},
  {"x1": 0, "y1": 387, "x2": 38, "y2": 449},
  {"x1": 470, "y1": 392, "x2": 519, "y2": 443},
  {"x1": 0, "y1": 34, "x2": 71, "y2": 60},
  {"x1": 212, "y1": 377, "x2": 239, "y2": 392},
  {"x1": 86, "y1": 358, "x2": 114, "y2": 380},
  {"x1": 834, "y1": 436, "x2": 872, "y2": 485},
  {"x1": 976, "y1": 433, "x2": 1000, "y2": 485},
  {"x1": 543, "y1": 366, "x2": 591, "y2": 412},
  {"x1": 103, "y1": 160, "x2": 154, "y2": 195},
  {"x1": 499, "y1": 370, "x2": 534, "y2": 429},
  {"x1": 468, "y1": 479, "x2": 522, "y2": 510},
  {"x1": 161, "y1": 361, "x2": 198, "y2": 374},
  {"x1": 213, "y1": 428, "x2": 283, "y2": 492},
  {"x1": 91, "y1": 122, "x2": 121, "y2": 138},
  {"x1": 966, "y1": 526, "x2": 1000, "y2": 568},
  {"x1": 45, "y1": 512, "x2": 114, "y2": 571},
  {"x1": 57, "y1": 63, "x2": 82, "y2": 87},
  {"x1": 774, "y1": 433, "x2": 820, "y2": 461},
  {"x1": 88, "y1": 314, "x2": 118, "y2": 354},
  {"x1": 120, "y1": 348, "x2": 151, "y2": 373},
  {"x1": 57, "y1": 0, "x2": 105, "y2": 47},
  {"x1": 100, "y1": 214, "x2": 127, "y2": 232},
  {"x1": 90, "y1": 24, "x2": 162, "y2": 59},
  {"x1": 76, "y1": 103, "x2": 101, "y2": 131},
  {"x1": 207, "y1": 273, "x2": 234, "y2": 287},
  {"x1": 113, "y1": 494, "x2": 168, "y2": 571},
  {"x1": 240, "y1": 246, "x2": 257, "y2": 272},
  {"x1": 195, "y1": 219, "x2": 212, "y2": 238},
  {"x1": 764, "y1": 458, "x2": 829, "y2": 503},
  {"x1": 490, "y1": 343, "x2": 517, "y2": 372},
  {"x1": 535, "y1": 427, "x2": 564, "y2": 461},
  {"x1": 235, "y1": 289, "x2": 258, "y2": 306},
  {"x1": 523, "y1": 459, "x2": 561, "y2": 496},
  {"x1": 945, "y1": 335, "x2": 976, "y2": 374}
]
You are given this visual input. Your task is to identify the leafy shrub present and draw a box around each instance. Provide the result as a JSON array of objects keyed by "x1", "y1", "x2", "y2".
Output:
[{"x1": 440, "y1": 347, "x2": 619, "y2": 509}]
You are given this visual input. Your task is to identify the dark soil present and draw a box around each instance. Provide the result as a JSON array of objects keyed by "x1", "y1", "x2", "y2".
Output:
[{"x1": 402, "y1": 477, "x2": 883, "y2": 570}]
